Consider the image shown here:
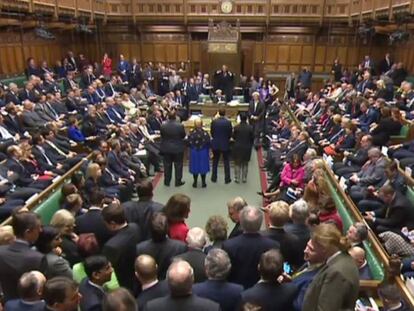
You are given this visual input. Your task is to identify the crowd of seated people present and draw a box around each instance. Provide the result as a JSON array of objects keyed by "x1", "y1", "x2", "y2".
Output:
[{"x1": 0, "y1": 51, "x2": 412, "y2": 311}]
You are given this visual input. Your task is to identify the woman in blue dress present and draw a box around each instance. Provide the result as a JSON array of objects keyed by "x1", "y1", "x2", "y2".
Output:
[{"x1": 188, "y1": 118, "x2": 211, "y2": 188}]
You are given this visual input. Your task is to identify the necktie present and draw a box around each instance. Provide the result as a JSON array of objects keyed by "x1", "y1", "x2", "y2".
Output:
[
  {"x1": 106, "y1": 168, "x2": 115, "y2": 181},
  {"x1": 46, "y1": 102, "x2": 58, "y2": 119},
  {"x1": 38, "y1": 146, "x2": 53, "y2": 165},
  {"x1": 105, "y1": 112, "x2": 115, "y2": 123}
]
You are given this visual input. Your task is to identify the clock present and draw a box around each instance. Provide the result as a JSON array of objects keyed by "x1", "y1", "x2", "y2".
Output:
[{"x1": 221, "y1": 0, "x2": 233, "y2": 13}]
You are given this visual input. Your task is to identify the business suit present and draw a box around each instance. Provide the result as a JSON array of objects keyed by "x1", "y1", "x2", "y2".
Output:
[
  {"x1": 373, "y1": 192, "x2": 414, "y2": 233},
  {"x1": 107, "y1": 150, "x2": 130, "y2": 179},
  {"x1": 262, "y1": 227, "x2": 304, "y2": 268},
  {"x1": 137, "y1": 280, "x2": 169, "y2": 310},
  {"x1": 371, "y1": 117, "x2": 402, "y2": 146},
  {"x1": 123, "y1": 199, "x2": 163, "y2": 241},
  {"x1": 0, "y1": 240, "x2": 43, "y2": 301},
  {"x1": 210, "y1": 116, "x2": 233, "y2": 183},
  {"x1": 241, "y1": 281, "x2": 298, "y2": 311},
  {"x1": 75, "y1": 208, "x2": 113, "y2": 247},
  {"x1": 160, "y1": 119, "x2": 186, "y2": 186},
  {"x1": 5, "y1": 91, "x2": 21, "y2": 105},
  {"x1": 175, "y1": 248, "x2": 207, "y2": 283},
  {"x1": 79, "y1": 279, "x2": 106, "y2": 311},
  {"x1": 233, "y1": 122, "x2": 254, "y2": 182},
  {"x1": 248, "y1": 100, "x2": 266, "y2": 147},
  {"x1": 302, "y1": 252, "x2": 359, "y2": 311},
  {"x1": 4, "y1": 114, "x2": 24, "y2": 135},
  {"x1": 40, "y1": 252, "x2": 72, "y2": 279},
  {"x1": 136, "y1": 238, "x2": 187, "y2": 279},
  {"x1": 228, "y1": 222, "x2": 242, "y2": 239},
  {"x1": 6, "y1": 158, "x2": 50, "y2": 189},
  {"x1": 333, "y1": 147, "x2": 369, "y2": 177},
  {"x1": 222, "y1": 233, "x2": 280, "y2": 289},
  {"x1": 102, "y1": 223, "x2": 141, "y2": 291},
  {"x1": 21, "y1": 109, "x2": 45, "y2": 131},
  {"x1": 145, "y1": 294, "x2": 220, "y2": 311},
  {"x1": 193, "y1": 279, "x2": 243, "y2": 311},
  {"x1": 4, "y1": 299, "x2": 45, "y2": 311}
]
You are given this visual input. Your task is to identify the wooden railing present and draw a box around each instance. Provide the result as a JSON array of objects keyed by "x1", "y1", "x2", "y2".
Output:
[{"x1": 0, "y1": 153, "x2": 91, "y2": 226}]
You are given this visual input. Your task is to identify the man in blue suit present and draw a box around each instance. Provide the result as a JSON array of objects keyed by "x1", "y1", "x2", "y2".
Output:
[
  {"x1": 210, "y1": 108, "x2": 233, "y2": 184},
  {"x1": 117, "y1": 54, "x2": 130, "y2": 82},
  {"x1": 193, "y1": 248, "x2": 243, "y2": 311}
]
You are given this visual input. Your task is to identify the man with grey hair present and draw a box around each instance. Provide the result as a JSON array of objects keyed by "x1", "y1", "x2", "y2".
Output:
[
  {"x1": 146, "y1": 260, "x2": 220, "y2": 311},
  {"x1": 349, "y1": 146, "x2": 386, "y2": 203},
  {"x1": 5, "y1": 82, "x2": 21, "y2": 105},
  {"x1": 223, "y1": 206, "x2": 280, "y2": 289},
  {"x1": 193, "y1": 249, "x2": 243, "y2": 311},
  {"x1": 4, "y1": 270, "x2": 46, "y2": 310},
  {"x1": 227, "y1": 196, "x2": 248, "y2": 239},
  {"x1": 175, "y1": 227, "x2": 207, "y2": 282},
  {"x1": 346, "y1": 222, "x2": 368, "y2": 248},
  {"x1": 285, "y1": 199, "x2": 311, "y2": 258}
]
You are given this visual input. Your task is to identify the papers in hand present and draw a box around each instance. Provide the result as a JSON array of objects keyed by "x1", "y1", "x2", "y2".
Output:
[
  {"x1": 323, "y1": 154, "x2": 334, "y2": 168},
  {"x1": 339, "y1": 177, "x2": 347, "y2": 191},
  {"x1": 381, "y1": 146, "x2": 388, "y2": 156},
  {"x1": 135, "y1": 149, "x2": 147, "y2": 157}
]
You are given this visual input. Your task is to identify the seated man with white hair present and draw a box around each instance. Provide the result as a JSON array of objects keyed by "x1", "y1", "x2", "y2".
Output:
[
  {"x1": 4, "y1": 270, "x2": 47, "y2": 311},
  {"x1": 193, "y1": 249, "x2": 243, "y2": 311},
  {"x1": 146, "y1": 260, "x2": 220, "y2": 311},
  {"x1": 175, "y1": 227, "x2": 207, "y2": 283}
]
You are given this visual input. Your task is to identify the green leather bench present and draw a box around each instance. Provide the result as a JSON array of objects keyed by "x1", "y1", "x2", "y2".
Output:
[
  {"x1": 325, "y1": 172, "x2": 385, "y2": 281},
  {"x1": 390, "y1": 124, "x2": 410, "y2": 143},
  {"x1": 2, "y1": 75, "x2": 27, "y2": 88},
  {"x1": 33, "y1": 188, "x2": 63, "y2": 225}
]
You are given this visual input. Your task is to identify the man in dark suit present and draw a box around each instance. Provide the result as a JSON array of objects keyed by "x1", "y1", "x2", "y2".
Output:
[
  {"x1": 241, "y1": 249, "x2": 297, "y2": 311},
  {"x1": 107, "y1": 139, "x2": 134, "y2": 180},
  {"x1": 75, "y1": 191, "x2": 113, "y2": 247},
  {"x1": 160, "y1": 111, "x2": 186, "y2": 187},
  {"x1": 102, "y1": 203, "x2": 142, "y2": 291},
  {"x1": 4, "y1": 271, "x2": 46, "y2": 311},
  {"x1": 5, "y1": 83, "x2": 21, "y2": 105},
  {"x1": 79, "y1": 255, "x2": 112, "y2": 311},
  {"x1": 227, "y1": 196, "x2": 247, "y2": 239},
  {"x1": 145, "y1": 260, "x2": 220, "y2": 311},
  {"x1": 193, "y1": 248, "x2": 243, "y2": 311},
  {"x1": 123, "y1": 180, "x2": 163, "y2": 241},
  {"x1": 378, "y1": 53, "x2": 393, "y2": 74},
  {"x1": 210, "y1": 108, "x2": 233, "y2": 184},
  {"x1": 262, "y1": 201, "x2": 303, "y2": 269},
  {"x1": 136, "y1": 212, "x2": 187, "y2": 279},
  {"x1": 222, "y1": 206, "x2": 280, "y2": 289},
  {"x1": 135, "y1": 254, "x2": 169, "y2": 310},
  {"x1": 214, "y1": 65, "x2": 234, "y2": 102},
  {"x1": 43, "y1": 277, "x2": 81, "y2": 311},
  {"x1": 21, "y1": 100, "x2": 47, "y2": 132},
  {"x1": 364, "y1": 184, "x2": 414, "y2": 233},
  {"x1": 0, "y1": 212, "x2": 43, "y2": 301},
  {"x1": 349, "y1": 246, "x2": 372, "y2": 280},
  {"x1": 175, "y1": 227, "x2": 207, "y2": 283},
  {"x1": 248, "y1": 91, "x2": 266, "y2": 148}
]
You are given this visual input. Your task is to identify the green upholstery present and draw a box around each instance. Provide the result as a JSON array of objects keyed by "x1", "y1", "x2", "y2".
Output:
[
  {"x1": 406, "y1": 187, "x2": 414, "y2": 206},
  {"x1": 390, "y1": 124, "x2": 410, "y2": 140},
  {"x1": 2, "y1": 75, "x2": 27, "y2": 88},
  {"x1": 73, "y1": 262, "x2": 120, "y2": 291},
  {"x1": 324, "y1": 172, "x2": 385, "y2": 281},
  {"x1": 33, "y1": 189, "x2": 62, "y2": 225}
]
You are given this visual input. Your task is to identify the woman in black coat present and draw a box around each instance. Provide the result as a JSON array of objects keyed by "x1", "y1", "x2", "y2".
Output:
[
  {"x1": 371, "y1": 106, "x2": 402, "y2": 146},
  {"x1": 232, "y1": 113, "x2": 254, "y2": 183}
]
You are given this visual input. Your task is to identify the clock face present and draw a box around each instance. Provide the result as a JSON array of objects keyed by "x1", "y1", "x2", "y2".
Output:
[{"x1": 221, "y1": 1, "x2": 233, "y2": 13}]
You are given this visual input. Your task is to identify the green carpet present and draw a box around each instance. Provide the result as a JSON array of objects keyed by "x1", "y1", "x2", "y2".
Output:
[{"x1": 153, "y1": 152, "x2": 262, "y2": 229}]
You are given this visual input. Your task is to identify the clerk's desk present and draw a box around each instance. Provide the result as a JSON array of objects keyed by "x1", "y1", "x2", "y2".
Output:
[
  {"x1": 182, "y1": 115, "x2": 239, "y2": 134},
  {"x1": 189, "y1": 100, "x2": 249, "y2": 118}
]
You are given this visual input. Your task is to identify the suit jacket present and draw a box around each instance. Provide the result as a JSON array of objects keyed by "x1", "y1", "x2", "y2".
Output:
[
  {"x1": 302, "y1": 252, "x2": 359, "y2": 311},
  {"x1": 160, "y1": 120, "x2": 186, "y2": 154},
  {"x1": 137, "y1": 280, "x2": 169, "y2": 310},
  {"x1": 102, "y1": 224, "x2": 141, "y2": 291},
  {"x1": 79, "y1": 279, "x2": 106, "y2": 311},
  {"x1": 4, "y1": 299, "x2": 45, "y2": 311},
  {"x1": 107, "y1": 150, "x2": 130, "y2": 178},
  {"x1": 123, "y1": 199, "x2": 163, "y2": 241},
  {"x1": 5, "y1": 91, "x2": 21, "y2": 105},
  {"x1": 241, "y1": 281, "x2": 298, "y2": 311},
  {"x1": 228, "y1": 222, "x2": 242, "y2": 239},
  {"x1": 40, "y1": 252, "x2": 72, "y2": 279},
  {"x1": 210, "y1": 117, "x2": 233, "y2": 151},
  {"x1": 222, "y1": 233, "x2": 280, "y2": 289},
  {"x1": 248, "y1": 100, "x2": 266, "y2": 122},
  {"x1": 4, "y1": 114, "x2": 24, "y2": 135},
  {"x1": 0, "y1": 240, "x2": 43, "y2": 301},
  {"x1": 374, "y1": 192, "x2": 414, "y2": 231},
  {"x1": 262, "y1": 227, "x2": 304, "y2": 268},
  {"x1": 357, "y1": 157, "x2": 386, "y2": 186},
  {"x1": 232, "y1": 122, "x2": 254, "y2": 162},
  {"x1": 175, "y1": 248, "x2": 207, "y2": 283},
  {"x1": 347, "y1": 147, "x2": 369, "y2": 167},
  {"x1": 6, "y1": 158, "x2": 35, "y2": 187},
  {"x1": 75, "y1": 208, "x2": 113, "y2": 247},
  {"x1": 193, "y1": 280, "x2": 243, "y2": 311},
  {"x1": 21, "y1": 109, "x2": 45, "y2": 129},
  {"x1": 285, "y1": 141, "x2": 309, "y2": 161},
  {"x1": 284, "y1": 223, "x2": 310, "y2": 262},
  {"x1": 145, "y1": 294, "x2": 220, "y2": 311},
  {"x1": 371, "y1": 117, "x2": 402, "y2": 146},
  {"x1": 136, "y1": 238, "x2": 187, "y2": 279}
]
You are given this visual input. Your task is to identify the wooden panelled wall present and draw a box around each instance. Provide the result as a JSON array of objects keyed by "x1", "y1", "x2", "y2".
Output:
[{"x1": 1, "y1": 30, "x2": 414, "y2": 79}]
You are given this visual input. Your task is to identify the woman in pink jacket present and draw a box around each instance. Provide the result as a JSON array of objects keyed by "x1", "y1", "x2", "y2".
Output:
[{"x1": 263, "y1": 154, "x2": 305, "y2": 203}]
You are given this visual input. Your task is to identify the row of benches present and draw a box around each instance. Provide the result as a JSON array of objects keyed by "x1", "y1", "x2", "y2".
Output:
[{"x1": 283, "y1": 103, "x2": 414, "y2": 307}]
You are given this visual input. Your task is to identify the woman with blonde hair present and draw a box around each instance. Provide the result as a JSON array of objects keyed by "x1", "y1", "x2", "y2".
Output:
[
  {"x1": 187, "y1": 117, "x2": 211, "y2": 188},
  {"x1": 302, "y1": 223, "x2": 359, "y2": 311},
  {"x1": 50, "y1": 209, "x2": 80, "y2": 266}
]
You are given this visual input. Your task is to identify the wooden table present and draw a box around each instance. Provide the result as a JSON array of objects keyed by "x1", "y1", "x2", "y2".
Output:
[
  {"x1": 182, "y1": 117, "x2": 239, "y2": 134},
  {"x1": 189, "y1": 103, "x2": 249, "y2": 118}
]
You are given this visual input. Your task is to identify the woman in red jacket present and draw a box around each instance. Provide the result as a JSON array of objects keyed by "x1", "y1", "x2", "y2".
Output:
[
  {"x1": 163, "y1": 193, "x2": 191, "y2": 242},
  {"x1": 102, "y1": 53, "x2": 112, "y2": 78},
  {"x1": 318, "y1": 195, "x2": 343, "y2": 232}
]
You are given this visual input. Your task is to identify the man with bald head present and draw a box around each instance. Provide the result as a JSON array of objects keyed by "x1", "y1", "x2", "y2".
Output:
[
  {"x1": 4, "y1": 270, "x2": 46, "y2": 311},
  {"x1": 135, "y1": 254, "x2": 169, "y2": 310},
  {"x1": 145, "y1": 260, "x2": 220, "y2": 311},
  {"x1": 349, "y1": 246, "x2": 372, "y2": 280}
]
